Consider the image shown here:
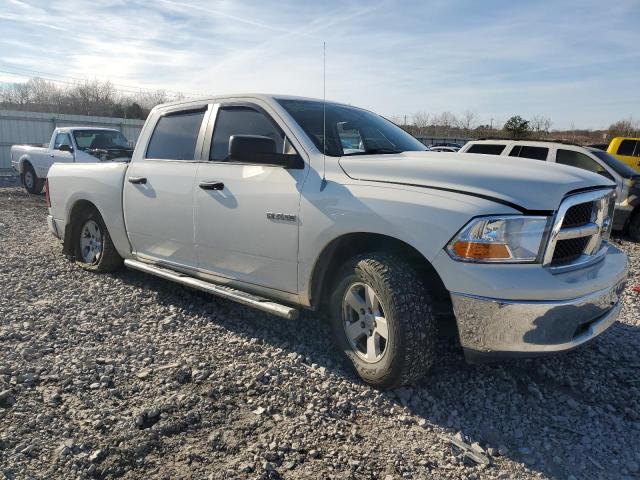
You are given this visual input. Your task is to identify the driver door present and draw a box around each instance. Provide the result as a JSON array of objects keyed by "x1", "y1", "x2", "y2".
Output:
[{"x1": 193, "y1": 102, "x2": 308, "y2": 293}]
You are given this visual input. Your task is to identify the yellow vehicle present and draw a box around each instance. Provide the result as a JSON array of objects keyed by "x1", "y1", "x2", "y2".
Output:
[{"x1": 607, "y1": 137, "x2": 640, "y2": 171}]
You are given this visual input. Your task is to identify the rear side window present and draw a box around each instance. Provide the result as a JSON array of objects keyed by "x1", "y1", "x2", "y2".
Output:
[
  {"x1": 466, "y1": 144, "x2": 505, "y2": 155},
  {"x1": 210, "y1": 106, "x2": 285, "y2": 161},
  {"x1": 146, "y1": 109, "x2": 206, "y2": 160},
  {"x1": 556, "y1": 149, "x2": 607, "y2": 174},
  {"x1": 509, "y1": 145, "x2": 548, "y2": 161},
  {"x1": 54, "y1": 133, "x2": 72, "y2": 149},
  {"x1": 617, "y1": 139, "x2": 637, "y2": 156}
]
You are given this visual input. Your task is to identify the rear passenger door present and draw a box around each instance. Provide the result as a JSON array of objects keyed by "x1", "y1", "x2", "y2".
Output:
[{"x1": 123, "y1": 105, "x2": 208, "y2": 268}]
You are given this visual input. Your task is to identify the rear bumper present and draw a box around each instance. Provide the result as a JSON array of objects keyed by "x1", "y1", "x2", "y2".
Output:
[
  {"x1": 447, "y1": 245, "x2": 628, "y2": 361},
  {"x1": 47, "y1": 214, "x2": 62, "y2": 240}
]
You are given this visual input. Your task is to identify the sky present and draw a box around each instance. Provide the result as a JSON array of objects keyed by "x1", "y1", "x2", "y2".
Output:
[{"x1": 0, "y1": 0, "x2": 639, "y2": 129}]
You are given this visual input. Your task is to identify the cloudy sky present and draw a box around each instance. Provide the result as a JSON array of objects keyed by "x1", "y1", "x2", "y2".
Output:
[{"x1": 0, "y1": 0, "x2": 638, "y2": 129}]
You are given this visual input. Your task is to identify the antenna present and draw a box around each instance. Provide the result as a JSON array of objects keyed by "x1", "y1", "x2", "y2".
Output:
[{"x1": 320, "y1": 41, "x2": 327, "y2": 191}]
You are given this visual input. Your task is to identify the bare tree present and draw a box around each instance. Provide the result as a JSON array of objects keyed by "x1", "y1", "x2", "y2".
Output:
[
  {"x1": 608, "y1": 118, "x2": 639, "y2": 138},
  {"x1": 459, "y1": 110, "x2": 477, "y2": 134},
  {"x1": 0, "y1": 77, "x2": 185, "y2": 119},
  {"x1": 530, "y1": 115, "x2": 552, "y2": 136}
]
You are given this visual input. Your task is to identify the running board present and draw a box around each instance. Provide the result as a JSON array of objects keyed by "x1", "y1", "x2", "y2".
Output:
[{"x1": 124, "y1": 259, "x2": 298, "y2": 320}]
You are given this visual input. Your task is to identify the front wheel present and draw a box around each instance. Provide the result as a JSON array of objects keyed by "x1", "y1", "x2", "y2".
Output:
[
  {"x1": 73, "y1": 208, "x2": 123, "y2": 272},
  {"x1": 329, "y1": 253, "x2": 437, "y2": 389}
]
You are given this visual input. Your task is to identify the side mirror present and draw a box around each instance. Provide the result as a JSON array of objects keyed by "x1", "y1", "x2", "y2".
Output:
[
  {"x1": 228, "y1": 135, "x2": 302, "y2": 168},
  {"x1": 58, "y1": 144, "x2": 73, "y2": 153}
]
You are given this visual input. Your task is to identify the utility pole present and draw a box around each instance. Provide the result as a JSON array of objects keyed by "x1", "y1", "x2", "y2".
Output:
[{"x1": 490, "y1": 118, "x2": 494, "y2": 131}]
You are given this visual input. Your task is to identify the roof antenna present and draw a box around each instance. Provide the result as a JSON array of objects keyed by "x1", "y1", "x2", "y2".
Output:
[{"x1": 320, "y1": 41, "x2": 327, "y2": 192}]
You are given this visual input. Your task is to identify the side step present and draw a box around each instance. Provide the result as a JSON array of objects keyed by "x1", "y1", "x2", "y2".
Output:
[{"x1": 124, "y1": 259, "x2": 299, "y2": 320}]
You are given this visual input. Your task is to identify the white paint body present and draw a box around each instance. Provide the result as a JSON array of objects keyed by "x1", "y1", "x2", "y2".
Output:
[{"x1": 47, "y1": 94, "x2": 625, "y2": 313}]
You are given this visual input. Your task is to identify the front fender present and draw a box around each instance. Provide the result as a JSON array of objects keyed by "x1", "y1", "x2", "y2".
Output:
[{"x1": 298, "y1": 181, "x2": 519, "y2": 305}]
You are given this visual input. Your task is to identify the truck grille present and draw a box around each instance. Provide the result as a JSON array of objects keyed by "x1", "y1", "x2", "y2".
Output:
[
  {"x1": 563, "y1": 202, "x2": 593, "y2": 228},
  {"x1": 543, "y1": 190, "x2": 614, "y2": 268}
]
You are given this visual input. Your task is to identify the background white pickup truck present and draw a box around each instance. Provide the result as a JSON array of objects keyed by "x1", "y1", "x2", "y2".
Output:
[
  {"x1": 11, "y1": 127, "x2": 133, "y2": 193},
  {"x1": 46, "y1": 94, "x2": 628, "y2": 388}
]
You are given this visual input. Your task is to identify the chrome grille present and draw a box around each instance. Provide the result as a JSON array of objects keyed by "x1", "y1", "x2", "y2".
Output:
[
  {"x1": 563, "y1": 202, "x2": 593, "y2": 228},
  {"x1": 543, "y1": 189, "x2": 614, "y2": 269}
]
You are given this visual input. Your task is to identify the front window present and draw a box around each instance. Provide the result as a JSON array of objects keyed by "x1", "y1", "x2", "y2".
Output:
[
  {"x1": 277, "y1": 99, "x2": 427, "y2": 157},
  {"x1": 73, "y1": 130, "x2": 130, "y2": 150},
  {"x1": 54, "y1": 133, "x2": 72, "y2": 150}
]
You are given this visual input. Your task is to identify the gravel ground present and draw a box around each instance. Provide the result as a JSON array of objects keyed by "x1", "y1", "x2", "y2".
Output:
[{"x1": 1, "y1": 184, "x2": 639, "y2": 480}]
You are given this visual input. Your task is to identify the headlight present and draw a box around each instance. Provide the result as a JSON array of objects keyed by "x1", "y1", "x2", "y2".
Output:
[{"x1": 447, "y1": 215, "x2": 549, "y2": 263}]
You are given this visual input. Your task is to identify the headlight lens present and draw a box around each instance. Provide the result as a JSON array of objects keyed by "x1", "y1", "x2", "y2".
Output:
[{"x1": 447, "y1": 215, "x2": 549, "y2": 263}]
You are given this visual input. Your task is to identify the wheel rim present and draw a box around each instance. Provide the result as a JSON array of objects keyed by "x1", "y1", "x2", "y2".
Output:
[
  {"x1": 24, "y1": 171, "x2": 34, "y2": 189},
  {"x1": 342, "y1": 282, "x2": 389, "y2": 363},
  {"x1": 79, "y1": 220, "x2": 103, "y2": 264}
]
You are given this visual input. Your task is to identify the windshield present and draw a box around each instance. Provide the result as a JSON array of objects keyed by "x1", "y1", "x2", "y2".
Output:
[
  {"x1": 589, "y1": 148, "x2": 639, "y2": 179},
  {"x1": 277, "y1": 99, "x2": 428, "y2": 157},
  {"x1": 73, "y1": 130, "x2": 130, "y2": 150}
]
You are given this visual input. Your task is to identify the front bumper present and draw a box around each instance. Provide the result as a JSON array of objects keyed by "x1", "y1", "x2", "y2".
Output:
[{"x1": 444, "y1": 244, "x2": 629, "y2": 361}]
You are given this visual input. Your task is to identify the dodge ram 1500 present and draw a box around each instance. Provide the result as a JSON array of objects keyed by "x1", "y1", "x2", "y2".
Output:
[{"x1": 45, "y1": 94, "x2": 629, "y2": 388}]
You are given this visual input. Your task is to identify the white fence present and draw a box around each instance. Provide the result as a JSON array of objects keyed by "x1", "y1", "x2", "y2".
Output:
[{"x1": 0, "y1": 109, "x2": 145, "y2": 172}]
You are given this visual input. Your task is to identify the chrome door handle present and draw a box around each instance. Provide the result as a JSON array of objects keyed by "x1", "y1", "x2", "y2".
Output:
[
  {"x1": 128, "y1": 176, "x2": 147, "y2": 184},
  {"x1": 199, "y1": 181, "x2": 224, "y2": 191}
]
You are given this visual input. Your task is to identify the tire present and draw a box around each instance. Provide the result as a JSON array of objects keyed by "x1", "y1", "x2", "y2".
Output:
[
  {"x1": 22, "y1": 163, "x2": 44, "y2": 194},
  {"x1": 73, "y1": 207, "x2": 123, "y2": 272},
  {"x1": 329, "y1": 253, "x2": 436, "y2": 389},
  {"x1": 629, "y1": 210, "x2": 640, "y2": 242}
]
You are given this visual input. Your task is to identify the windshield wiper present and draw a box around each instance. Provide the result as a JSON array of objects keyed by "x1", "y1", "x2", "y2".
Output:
[{"x1": 345, "y1": 148, "x2": 403, "y2": 156}]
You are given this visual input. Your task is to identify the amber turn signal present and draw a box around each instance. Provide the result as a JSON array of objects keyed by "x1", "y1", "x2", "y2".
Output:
[{"x1": 451, "y1": 241, "x2": 511, "y2": 260}]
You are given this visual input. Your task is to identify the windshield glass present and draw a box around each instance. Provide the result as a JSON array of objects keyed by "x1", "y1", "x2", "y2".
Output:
[
  {"x1": 73, "y1": 130, "x2": 130, "y2": 150},
  {"x1": 277, "y1": 99, "x2": 427, "y2": 157},
  {"x1": 589, "y1": 148, "x2": 639, "y2": 178}
]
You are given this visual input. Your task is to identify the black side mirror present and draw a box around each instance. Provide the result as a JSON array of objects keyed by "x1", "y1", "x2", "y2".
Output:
[
  {"x1": 228, "y1": 135, "x2": 302, "y2": 168},
  {"x1": 58, "y1": 144, "x2": 73, "y2": 153}
]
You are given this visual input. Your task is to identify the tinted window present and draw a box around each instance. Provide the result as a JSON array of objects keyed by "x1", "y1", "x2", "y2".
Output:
[
  {"x1": 54, "y1": 133, "x2": 72, "y2": 149},
  {"x1": 146, "y1": 109, "x2": 205, "y2": 160},
  {"x1": 466, "y1": 144, "x2": 506, "y2": 155},
  {"x1": 210, "y1": 107, "x2": 284, "y2": 161},
  {"x1": 556, "y1": 149, "x2": 606, "y2": 174},
  {"x1": 617, "y1": 139, "x2": 637, "y2": 156},
  {"x1": 277, "y1": 99, "x2": 427, "y2": 157},
  {"x1": 513, "y1": 145, "x2": 548, "y2": 161}
]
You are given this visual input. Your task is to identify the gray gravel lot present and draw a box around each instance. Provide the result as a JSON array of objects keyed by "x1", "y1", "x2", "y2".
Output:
[{"x1": 1, "y1": 184, "x2": 639, "y2": 480}]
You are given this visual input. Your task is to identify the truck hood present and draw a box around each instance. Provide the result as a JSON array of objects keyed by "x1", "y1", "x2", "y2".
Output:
[{"x1": 339, "y1": 151, "x2": 614, "y2": 211}]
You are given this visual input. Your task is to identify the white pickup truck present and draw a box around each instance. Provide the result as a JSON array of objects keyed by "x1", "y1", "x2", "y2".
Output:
[
  {"x1": 11, "y1": 127, "x2": 133, "y2": 193},
  {"x1": 46, "y1": 94, "x2": 628, "y2": 388}
]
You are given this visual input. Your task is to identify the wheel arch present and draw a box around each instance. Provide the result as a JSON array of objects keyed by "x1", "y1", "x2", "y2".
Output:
[
  {"x1": 308, "y1": 232, "x2": 454, "y2": 323},
  {"x1": 19, "y1": 156, "x2": 33, "y2": 174},
  {"x1": 62, "y1": 199, "x2": 103, "y2": 256}
]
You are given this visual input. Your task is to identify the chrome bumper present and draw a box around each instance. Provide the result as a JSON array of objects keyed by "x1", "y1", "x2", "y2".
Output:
[{"x1": 452, "y1": 280, "x2": 626, "y2": 361}]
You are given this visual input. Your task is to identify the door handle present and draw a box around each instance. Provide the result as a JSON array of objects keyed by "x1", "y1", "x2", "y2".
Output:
[
  {"x1": 199, "y1": 181, "x2": 224, "y2": 191},
  {"x1": 128, "y1": 176, "x2": 147, "y2": 184}
]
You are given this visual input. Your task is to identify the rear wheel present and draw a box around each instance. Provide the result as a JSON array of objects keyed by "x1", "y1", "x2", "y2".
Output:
[
  {"x1": 329, "y1": 253, "x2": 437, "y2": 389},
  {"x1": 73, "y1": 208, "x2": 123, "y2": 272},
  {"x1": 629, "y1": 210, "x2": 640, "y2": 242},
  {"x1": 22, "y1": 163, "x2": 44, "y2": 194}
]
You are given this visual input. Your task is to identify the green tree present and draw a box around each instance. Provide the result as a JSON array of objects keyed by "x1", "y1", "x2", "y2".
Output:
[{"x1": 503, "y1": 115, "x2": 530, "y2": 139}]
